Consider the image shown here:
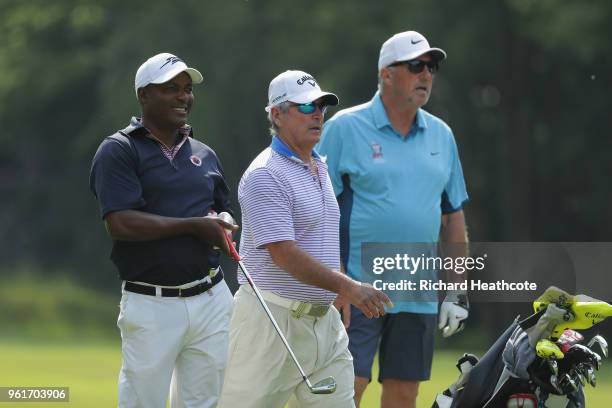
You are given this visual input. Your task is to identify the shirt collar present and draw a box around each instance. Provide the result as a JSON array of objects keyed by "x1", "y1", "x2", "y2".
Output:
[
  {"x1": 121, "y1": 117, "x2": 193, "y2": 139},
  {"x1": 371, "y1": 91, "x2": 428, "y2": 133},
  {"x1": 270, "y1": 135, "x2": 321, "y2": 163}
]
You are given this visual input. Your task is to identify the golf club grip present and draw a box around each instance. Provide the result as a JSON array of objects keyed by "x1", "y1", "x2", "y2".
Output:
[{"x1": 224, "y1": 232, "x2": 241, "y2": 261}]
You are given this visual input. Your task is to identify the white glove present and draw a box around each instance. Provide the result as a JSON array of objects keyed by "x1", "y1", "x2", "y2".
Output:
[{"x1": 439, "y1": 291, "x2": 469, "y2": 338}]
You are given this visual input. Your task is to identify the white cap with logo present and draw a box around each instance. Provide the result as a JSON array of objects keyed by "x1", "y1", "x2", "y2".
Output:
[
  {"x1": 265, "y1": 70, "x2": 339, "y2": 112},
  {"x1": 378, "y1": 31, "x2": 447, "y2": 70},
  {"x1": 134, "y1": 52, "x2": 203, "y2": 97}
]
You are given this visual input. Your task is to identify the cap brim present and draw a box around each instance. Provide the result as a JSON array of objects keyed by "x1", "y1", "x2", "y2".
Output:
[
  {"x1": 265, "y1": 90, "x2": 339, "y2": 112},
  {"x1": 184, "y1": 68, "x2": 204, "y2": 84},
  {"x1": 395, "y1": 47, "x2": 447, "y2": 64},
  {"x1": 290, "y1": 90, "x2": 339, "y2": 106},
  {"x1": 151, "y1": 66, "x2": 204, "y2": 85}
]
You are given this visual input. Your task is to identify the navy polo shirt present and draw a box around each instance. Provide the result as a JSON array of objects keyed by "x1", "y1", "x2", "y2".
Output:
[{"x1": 89, "y1": 117, "x2": 232, "y2": 285}]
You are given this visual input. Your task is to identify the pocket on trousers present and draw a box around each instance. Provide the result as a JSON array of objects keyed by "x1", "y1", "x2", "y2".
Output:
[
  {"x1": 117, "y1": 293, "x2": 130, "y2": 330},
  {"x1": 117, "y1": 292, "x2": 149, "y2": 335},
  {"x1": 219, "y1": 282, "x2": 234, "y2": 319},
  {"x1": 327, "y1": 307, "x2": 351, "y2": 361}
]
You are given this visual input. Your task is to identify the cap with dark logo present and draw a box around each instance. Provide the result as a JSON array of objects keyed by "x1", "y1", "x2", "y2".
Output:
[
  {"x1": 378, "y1": 31, "x2": 446, "y2": 70},
  {"x1": 134, "y1": 53, "x2": 203, "y2": 97},
  {"x1": 265, "y1": 70, "x2": 339, "y2": 112}
]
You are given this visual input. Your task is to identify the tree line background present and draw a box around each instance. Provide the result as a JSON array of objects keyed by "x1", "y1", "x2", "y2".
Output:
[{"x1": 1, "y1": 0, "x2": 611, "y2": 340}]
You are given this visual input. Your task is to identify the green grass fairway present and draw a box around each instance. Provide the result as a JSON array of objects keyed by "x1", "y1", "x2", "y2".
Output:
[
  {"x1": 1, "y1": 340, "x2": 611, "y2": 407},
  {"x1": 0, "y1": 340, "x2": 120, "y2": 407}
]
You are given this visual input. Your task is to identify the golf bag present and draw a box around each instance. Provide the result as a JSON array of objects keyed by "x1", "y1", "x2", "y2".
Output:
[{"x1": 432, "y1": 287, "x2": 611, "y2": 408}]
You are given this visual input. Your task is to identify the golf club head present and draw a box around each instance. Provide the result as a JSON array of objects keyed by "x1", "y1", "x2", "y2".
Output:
[
  {"x1": 537, "y1": 339, "x2": 564, "y2": 359},
  {"x1": 547, "y1": 359, "x2": 559, "y2": 376},
  {"x1": 309, "y1": 377, "x2": 337, "y2": 394},
  {"x1": 574, "y1": 370, "x2": 586, "y2": 386},
  {"x1": 577, "y1": 364, "x2": 590, "y2": 382},
  {"x1": 564, "y1": 374, "x2": 578, "y2": 393},
  {"x1": 586, "y1": 366, "x2": 596, "y2": 387},
  {"x1": 550, "y1": 374, "x2": 560, "y2": 392},
  {"x1": 587, "y1": 335, "x2": 608, "y2": 358},
  {"x1": 594, "y1": 352, "x2": 602, "y2": 370}
]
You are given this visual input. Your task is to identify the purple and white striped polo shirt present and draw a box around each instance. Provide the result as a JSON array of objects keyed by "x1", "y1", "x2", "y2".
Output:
[{"x1": 236, "y1": 136, "x2": 340, "y2": 304}]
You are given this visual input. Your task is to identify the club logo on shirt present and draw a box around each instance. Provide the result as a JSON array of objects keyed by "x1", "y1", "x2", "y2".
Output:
[
  {"x1": 371, "y1": 142, "x2": 384, "y2": 159},
  {"x1": 190, "y1": 155, "x2": 202, "y2": 167}
]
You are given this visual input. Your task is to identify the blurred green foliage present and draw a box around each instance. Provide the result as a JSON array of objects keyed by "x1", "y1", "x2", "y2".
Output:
[
  {"x1": 0, "y1": 268, "x2": 118, "y2": 339},
  {"x1": 0, "y1": 1, "x2": 611, "y2": 340}
]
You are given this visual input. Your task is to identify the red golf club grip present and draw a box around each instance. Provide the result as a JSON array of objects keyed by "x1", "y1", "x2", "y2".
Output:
[{"x1": 225, "y1": 232, "x2": 241, "y2": 261}]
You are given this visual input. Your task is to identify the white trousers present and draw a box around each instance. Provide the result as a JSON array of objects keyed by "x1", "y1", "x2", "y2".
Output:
[
  {"x1": 117, "y1": 280, "x2": 233, "y2": 408},
  {"x1": 218, "y1": 285, "x2": 355, "y2": 408}
]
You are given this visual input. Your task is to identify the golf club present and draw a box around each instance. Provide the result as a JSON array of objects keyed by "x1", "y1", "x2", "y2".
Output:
[
  {"x1": 221, "y1": 222, "x2": 337, "y2": 395},
  {"x1": 587, "y1": 335, "x2": 608, "y2": 358}
]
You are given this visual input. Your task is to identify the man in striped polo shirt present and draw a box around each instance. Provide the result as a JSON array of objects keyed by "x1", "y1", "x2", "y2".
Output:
[{"x1": 218, "y1": 70, "x2": 391, "y2": 408}]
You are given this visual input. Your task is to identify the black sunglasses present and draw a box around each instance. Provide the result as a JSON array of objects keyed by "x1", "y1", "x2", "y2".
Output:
[{"x1": 390, "y1": 59, "x2": 439, "y2": 74}]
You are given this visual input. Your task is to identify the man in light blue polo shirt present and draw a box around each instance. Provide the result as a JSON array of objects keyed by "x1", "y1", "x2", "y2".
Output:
[
  {"x1": 218, "y1": 70, "x2": 392, "y2": 408},
  {"x1": 317, "y1": 31, "x2": 470, "y2": 408}
]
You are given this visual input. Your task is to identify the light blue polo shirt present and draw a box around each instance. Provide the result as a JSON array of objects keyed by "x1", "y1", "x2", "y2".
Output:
[{"x1": 317, "y1": 92, "x2": 468, "y2": 314}]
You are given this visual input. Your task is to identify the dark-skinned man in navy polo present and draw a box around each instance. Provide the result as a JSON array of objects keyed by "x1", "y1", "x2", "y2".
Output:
[{"x1": 90, "y1": 52, "x2": 237, "y2": 408}]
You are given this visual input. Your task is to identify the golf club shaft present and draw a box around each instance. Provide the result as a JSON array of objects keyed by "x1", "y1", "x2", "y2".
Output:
[{"x1": 225, "y1": 234, "x2": 313, "y2": 387}]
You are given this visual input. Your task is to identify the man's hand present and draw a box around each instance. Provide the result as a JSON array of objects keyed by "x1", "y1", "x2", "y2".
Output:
[
  {"x1": 341, "y1": 281, "x2": 393, "y2": 319},
  {"x1": 439, "y1": 291, "x2": 469, "y2": 338},
  {"x1": 193, "y1": 215, "x2": 238, "y2": 256},
  {"x1": 265, "y1": 242, "x2": 392, "y2": 318}
]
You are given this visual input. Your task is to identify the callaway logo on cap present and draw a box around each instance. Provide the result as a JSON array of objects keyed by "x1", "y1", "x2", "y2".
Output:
[
  {"x1": 265, "y1": 70, "x2": 339, "y2": 112},
  {"x1": 378, "y1": 31, "x2": 447, "y2": 70},
  {"x1": 134, "y1": 52, "x2": 204, "y2": 97}
]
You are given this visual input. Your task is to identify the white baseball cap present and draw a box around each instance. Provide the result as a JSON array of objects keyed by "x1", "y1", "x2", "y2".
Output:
[
  {"x1": 134, "y1": 53, "x2": 203, "y2": 97},
  {"x1": 265, "y1": 70, "x2": 339, "y2": 112},
  {"x1": 378, "y1": 31, "x2": 446, "y2": 70}
]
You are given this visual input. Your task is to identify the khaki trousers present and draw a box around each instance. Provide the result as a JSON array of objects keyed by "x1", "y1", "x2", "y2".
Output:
[{"x1": 218, "y1": 285, "x2": 355, "y2": 408}]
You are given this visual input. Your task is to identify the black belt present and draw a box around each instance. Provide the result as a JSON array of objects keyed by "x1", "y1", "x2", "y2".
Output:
[{"x1": 124, "y1": 270, "x2": 223, "y2": 297}]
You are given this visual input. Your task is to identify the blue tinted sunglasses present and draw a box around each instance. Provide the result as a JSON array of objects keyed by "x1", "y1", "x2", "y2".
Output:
[{"x1": 291, "y1": 102, "x2": 328, "y2": 115}]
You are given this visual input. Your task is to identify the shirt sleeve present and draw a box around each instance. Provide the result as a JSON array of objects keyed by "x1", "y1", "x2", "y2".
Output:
[
  {"x1": 89, "y1": 135, "x2": 146, "y2": 219},
  {"x1": 239, "y1": 167, "x2": 295, "y2": 249},
  {"x1": 441, "y1": 132, "x2": 469, "y2": 214},
  {"x1": 317, "y1": 117, "x2": 345, "y2": 196},
  {"x1": 210, "y1": 153, "x2": 233, "y2": 216}
]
